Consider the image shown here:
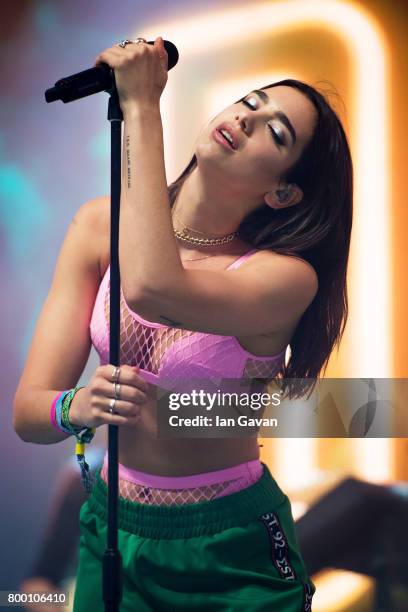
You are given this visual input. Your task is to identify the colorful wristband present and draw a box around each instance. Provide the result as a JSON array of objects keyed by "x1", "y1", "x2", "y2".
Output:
[
  {"x1": 50, "y1": 391, "x2": 65, "y2": 433},
  {"x1": 51, "y1": 390, "x2": 73, "y2": 436},
  {"x1": 50, "y1": 387, "x2": 96, "y2": 493}
]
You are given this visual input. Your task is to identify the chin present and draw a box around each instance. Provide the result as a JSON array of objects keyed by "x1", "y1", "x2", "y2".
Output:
[
  {"x1": 195, "y1": 144, "x2": 218, "y2": 171},
  {"x1": 195, "y1": 139, "x2": 216, "y2": 160},
  {"x1": 195, "y1": 140, "x2": 235, "y2": 172}
]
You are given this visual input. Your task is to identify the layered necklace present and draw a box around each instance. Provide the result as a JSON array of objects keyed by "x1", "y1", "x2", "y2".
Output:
[{"x1": 171, "y1": 204, "x2": 239, "y2": 262}]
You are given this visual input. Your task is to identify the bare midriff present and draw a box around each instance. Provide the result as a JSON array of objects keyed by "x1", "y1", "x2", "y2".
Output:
[{"x1": 115, "y1": 390, "x2": 261, "y2": 477}]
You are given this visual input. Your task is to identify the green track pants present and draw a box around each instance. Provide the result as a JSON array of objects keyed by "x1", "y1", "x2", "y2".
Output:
[{"x1": 73, "y1": 464, "x2": 315, "y2": 611}]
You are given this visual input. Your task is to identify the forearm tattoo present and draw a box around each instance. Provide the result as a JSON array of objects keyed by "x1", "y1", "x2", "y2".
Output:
[
  {"x1": 125, "y1": 135, "x2": 131, "y2": 188},
  {"x1": 159, "y1": 314, "x2": 183, "y2": 328}
]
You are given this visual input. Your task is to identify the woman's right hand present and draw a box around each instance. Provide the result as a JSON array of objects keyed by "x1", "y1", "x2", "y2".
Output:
[{"x1": 69, "y1": 364, "x2": 149, "y2": 429}]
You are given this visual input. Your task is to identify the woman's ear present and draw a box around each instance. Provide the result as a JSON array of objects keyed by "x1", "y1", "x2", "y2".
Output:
[{"x1": 264, "y1": 184, "x2": 303, "y2": 209}]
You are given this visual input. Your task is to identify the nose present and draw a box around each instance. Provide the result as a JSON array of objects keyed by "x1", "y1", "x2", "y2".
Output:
[{"x1": 234, "y1": 113, "x2": 249, "y2": 135}]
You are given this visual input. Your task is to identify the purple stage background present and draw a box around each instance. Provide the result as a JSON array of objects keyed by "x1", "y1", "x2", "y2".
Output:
[{"x1": 0, "y1": 0, "x2": 238, "y2": 592}]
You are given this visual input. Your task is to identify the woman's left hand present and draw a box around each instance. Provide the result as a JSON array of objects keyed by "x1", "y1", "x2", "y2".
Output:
[{"x1": 94, "y1": 36, "x2": 168, "y2": 113}]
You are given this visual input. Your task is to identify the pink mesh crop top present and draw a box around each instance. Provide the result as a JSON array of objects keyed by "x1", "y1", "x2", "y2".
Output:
[{"x1": 89, "y1": 249, "x2": 286, "y2": 388}]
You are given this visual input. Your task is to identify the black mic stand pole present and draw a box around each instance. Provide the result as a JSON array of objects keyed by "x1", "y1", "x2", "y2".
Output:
[
  {"x1": 44, "y1": 41, "x2": 179, "y2": 612},
  {"x1": 103, "y1": 85, "x2": 123, "y2": 612}
]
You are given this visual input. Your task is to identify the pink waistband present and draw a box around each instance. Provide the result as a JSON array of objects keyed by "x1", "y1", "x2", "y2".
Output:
[{"x1": 102, "y1": 451, "x2": 262, "y2": 489}]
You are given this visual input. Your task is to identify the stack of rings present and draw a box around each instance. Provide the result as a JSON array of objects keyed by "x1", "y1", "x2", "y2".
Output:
[
  {"x1": 109, "y1": 366, "x2": 121, "y2": 414},
  {"x1": 116, "y1": 38, "x2": 147, "y2": 48}
]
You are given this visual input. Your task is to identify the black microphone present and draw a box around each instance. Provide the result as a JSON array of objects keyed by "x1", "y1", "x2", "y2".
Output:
[{"x1": 45, "y1": 40, "x2": 179, "y2": 104}]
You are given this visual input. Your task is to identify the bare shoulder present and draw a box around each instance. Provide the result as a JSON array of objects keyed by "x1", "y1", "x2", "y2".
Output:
[
  {"x1": 73, "y1": 195, "x2": 110, "y2": 232},
  {"x1": 73, "y1": 195, "x2": 110, "y2": 278},
  {"x1": 244, "y1": 249, "x2": 319, "y2": 306}
]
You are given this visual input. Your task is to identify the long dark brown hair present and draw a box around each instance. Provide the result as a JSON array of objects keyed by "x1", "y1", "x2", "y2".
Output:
[{"x1": 168, "y1": 79, "x2": 353, "y2": 399}]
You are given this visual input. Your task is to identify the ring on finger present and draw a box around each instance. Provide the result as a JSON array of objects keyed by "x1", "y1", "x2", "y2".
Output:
[
  {"x1": 116, "y1": 39, "x2": 133, "y2": 48},
  {"x1": 116, "y1": 37, "x2": 147, "y2": 49},
  {"x1": 114, "y1": 382, "x2": 121, "y2": 400},
  {"x1": 112, "y1": 366, "x2": 120, "y2": 383},
  {"x1": 109, "y1": 398, "x2": 117, "y2": 414}
]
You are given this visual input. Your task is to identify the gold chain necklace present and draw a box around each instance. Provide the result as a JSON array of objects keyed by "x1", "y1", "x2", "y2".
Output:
[
  {"x1": 181, "y1": 254, "x2": 217, "y2": 262},
  {"x1": 172, "y1": 205, "x2": 238, "y2": 246}
]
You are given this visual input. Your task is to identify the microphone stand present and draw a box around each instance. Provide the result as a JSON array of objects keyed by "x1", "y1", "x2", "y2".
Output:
[
  {"x1": 102, "y1": 86, "x2": 123, "y2": 612},
  {"x1": 44, "y1": 42, "x2": 179, "y2": 610}
]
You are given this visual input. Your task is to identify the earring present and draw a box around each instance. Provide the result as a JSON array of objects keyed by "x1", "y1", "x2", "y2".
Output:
[{"x1": 276, "y1": 186, "x2": 292, "y2": 203}]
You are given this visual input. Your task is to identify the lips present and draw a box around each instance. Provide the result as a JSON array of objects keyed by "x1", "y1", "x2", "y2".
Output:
[
  {"x1": 214, "y1": 122, "x2": 238, "y2": 150},
  {"x1": 212, "y1": 129, "x2": 234, "y2": 152}
]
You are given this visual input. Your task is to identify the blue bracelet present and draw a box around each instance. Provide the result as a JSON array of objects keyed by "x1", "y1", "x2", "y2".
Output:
[{"x1": 55, "y1": 390, "x2": 73, "y2": 435}]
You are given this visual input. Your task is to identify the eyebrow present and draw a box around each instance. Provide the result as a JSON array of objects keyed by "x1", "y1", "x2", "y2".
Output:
[{"x1": 252, "y1": 89, "x2": 297, "y2": 146}]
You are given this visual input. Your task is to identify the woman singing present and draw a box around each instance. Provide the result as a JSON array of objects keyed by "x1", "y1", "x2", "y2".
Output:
[{"x1": 14, "y1": 37, "x2": 352, "y2": 610}]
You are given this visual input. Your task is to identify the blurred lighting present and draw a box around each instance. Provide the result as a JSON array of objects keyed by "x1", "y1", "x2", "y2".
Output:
[
  {"x1": 149, "y1": 0, "x2": 390, "y2": 377},
  {"x1": 290, "y1": 500, "x2": 309, "y2": 520},
  {"x1": 312, "y1": 569, "x2": 375, "y2": 611},
  {"x1": 273, "y1": 439, "x2": 317, "y2": 490},
  {"x1": 0, "y1": 165, "x2": 48, "y2": 261},
  {"x1": 146, "y1": 1, "x2": 391, "y2": 481},
  {"x1": 352, "y1": 438, "x2": 393, "y2": 483}
]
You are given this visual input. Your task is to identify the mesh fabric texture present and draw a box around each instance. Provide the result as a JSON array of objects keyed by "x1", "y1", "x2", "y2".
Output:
[
  {"x1": 90, "y1": 250, "x2": 286, "y2": 388},
  {"x1": 99, "y1": 461, "x2": 263, "y2": 505}
]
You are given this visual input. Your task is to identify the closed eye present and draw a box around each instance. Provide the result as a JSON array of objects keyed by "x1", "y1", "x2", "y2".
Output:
[{"x1": 242, "y1": 98, "x2": 284, "y2": 147}]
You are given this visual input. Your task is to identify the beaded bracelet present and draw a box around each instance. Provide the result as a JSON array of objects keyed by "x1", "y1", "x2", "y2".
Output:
[{"x1": 50, "y1": 387, "x2": 96, "y2": 493}]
